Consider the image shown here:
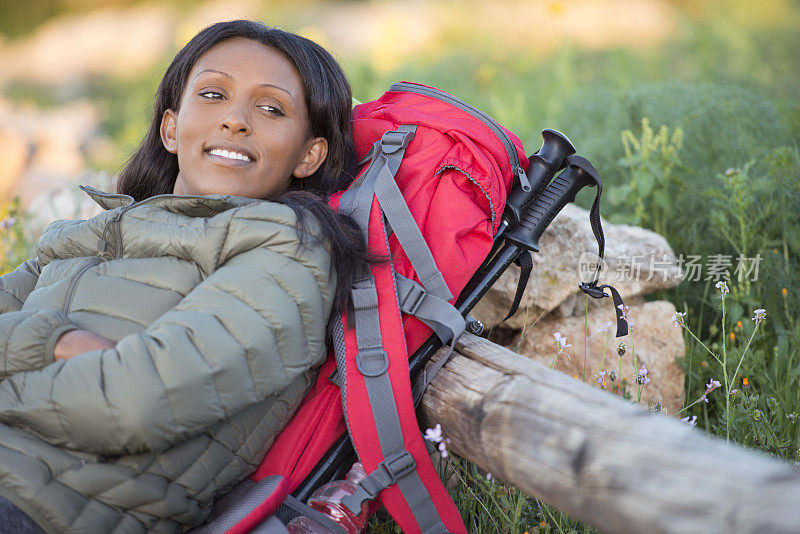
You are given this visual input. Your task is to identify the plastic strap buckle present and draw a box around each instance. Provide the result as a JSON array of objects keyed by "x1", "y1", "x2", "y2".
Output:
[
  {"x1": 579, "y1": 282, "x2": 608, "y2": 300},
  {"x1": 382, "y1": 450, "x2": 417, "y2": 483},
  {"x1": 399, "y1": 282, "x2": 426, "y2": 316},
  {"x1": 380, "y1": 129, "x2": 416, "y2": 154},
  {"x1": 341, "y1": 451, "x2": 417, "y2": 515}
]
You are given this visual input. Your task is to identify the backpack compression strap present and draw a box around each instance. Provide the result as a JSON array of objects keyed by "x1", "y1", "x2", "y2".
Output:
[{"x1": 337, "y1": 126, "x2": 466, "y2": 533}]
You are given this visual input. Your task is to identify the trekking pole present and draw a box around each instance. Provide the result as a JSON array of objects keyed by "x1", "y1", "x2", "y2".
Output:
[
  {"x1": 408, "y1": 154, "x2": 597, "y2": 377},
  {"x1": 448, "y1": 130, "x2": 574, "y2": 324},
  {"x1": 477, "y1": 129, "x2": 575, "y2": 270}
]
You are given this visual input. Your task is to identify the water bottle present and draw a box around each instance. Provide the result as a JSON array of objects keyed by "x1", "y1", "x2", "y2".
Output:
[{"x1": 286, "y1": 462, "x2": 368, "y2": 533}]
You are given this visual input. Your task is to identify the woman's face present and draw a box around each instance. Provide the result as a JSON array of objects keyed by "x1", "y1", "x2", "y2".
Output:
[{"x1": 160, "y1": 38, "x2": 328, "y2": 198}]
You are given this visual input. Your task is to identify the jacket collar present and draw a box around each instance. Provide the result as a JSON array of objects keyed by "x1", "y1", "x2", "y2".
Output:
[{"x1": 80, "y1": 185, "x2": 260, "y2": 215}]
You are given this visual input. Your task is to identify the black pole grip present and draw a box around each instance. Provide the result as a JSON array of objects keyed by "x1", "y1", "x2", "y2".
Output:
[
  {"x1": 503, "y1": 129, "x2": 575, "y2": 228},
  {"x1": 506, "y1": 159, "x2": 596, "y2": 252}
]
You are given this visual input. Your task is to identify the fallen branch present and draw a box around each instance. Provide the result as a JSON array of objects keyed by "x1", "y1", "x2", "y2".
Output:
[{"x1": 419, "y1": 333, "x2": 800, "y2": 534}]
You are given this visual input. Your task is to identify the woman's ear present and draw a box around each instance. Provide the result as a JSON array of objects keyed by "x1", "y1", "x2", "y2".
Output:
[
  {"x1": 160, "y1": 109, "x2": 178, "y2": 154},
  {"x1": 293, "y1": 137, "x2": 328, "y2": 179}
]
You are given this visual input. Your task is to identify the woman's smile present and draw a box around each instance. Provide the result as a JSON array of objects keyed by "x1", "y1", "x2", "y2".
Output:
[{"x1": 205, "y1": 142, "x2": 257, "y2": 168}]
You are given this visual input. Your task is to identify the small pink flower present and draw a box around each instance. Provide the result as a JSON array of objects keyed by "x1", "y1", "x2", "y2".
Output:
[
  {"x1": 671, "y1": 311, "x2": 686, "y2": 328},
  {"x1": 706, "y1": 379, "x2": 721, "y2": 393},
  {"x1": 595, "y1": 370, "x2": 607, "y2": 390},
  {"x1": 636, "y1": 364, "x2": 650, "y2": 385},
  {"x1": 715, "y1": 281, "x2": 729, "y2": 296},
  {"x1": 681, "y1": 415, "x2": 697, "y2": 427},
  {"x1": 424, "y1": 424, "x2": 443, "y2": 444}
]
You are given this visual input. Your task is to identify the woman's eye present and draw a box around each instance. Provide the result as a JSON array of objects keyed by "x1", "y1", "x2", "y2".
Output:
[
  {"x1": 259, "y1": 105, "x2": 284, "y2": 117},
  {"x1": 199, "y1": 91, "x2": 223, "y2": 100}
]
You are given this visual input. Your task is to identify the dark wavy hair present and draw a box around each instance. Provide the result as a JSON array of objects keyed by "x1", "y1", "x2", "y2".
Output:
[{"x1": 117, "y1": 20, "x2": 369, "y2": 328}]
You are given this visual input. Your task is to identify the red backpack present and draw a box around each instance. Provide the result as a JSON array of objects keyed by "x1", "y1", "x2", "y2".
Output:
[{"x1": 196, "y1": 81, "x2": 529, "y2": 533}]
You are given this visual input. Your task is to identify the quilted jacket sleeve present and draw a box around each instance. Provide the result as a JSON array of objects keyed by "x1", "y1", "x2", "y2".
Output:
[
  {"x1": 0, "y1": 214, "x2": 334, "y2": 455},
  {"x1": 0, "y1": 260, "x2": 79, "y2": 378},
  {"x1": 0, "y1": 259, "x2": 41, "y2": 313}
]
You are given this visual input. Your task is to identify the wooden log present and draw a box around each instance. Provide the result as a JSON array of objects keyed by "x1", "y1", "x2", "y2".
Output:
[{"x1": 419, "y1": 333, "x2": 800, "y2": 534}]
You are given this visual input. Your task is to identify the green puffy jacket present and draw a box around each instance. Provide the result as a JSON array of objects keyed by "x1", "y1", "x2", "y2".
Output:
[{"x1": 0, "y1": 186, "x2": 335, "y2": 533}]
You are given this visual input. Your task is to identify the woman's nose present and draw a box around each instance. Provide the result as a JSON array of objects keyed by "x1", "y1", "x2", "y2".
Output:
[{"x1": 220, "y1": 104, "x2": 251, "y2": 134}]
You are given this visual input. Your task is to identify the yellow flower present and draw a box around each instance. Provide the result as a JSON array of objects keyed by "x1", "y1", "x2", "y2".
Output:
[
  {"x1": 736, "y1": 320, "x2": 742, "y2": 329},
  {"x1": 547, "y1": 1, "x2": 565, "y2": 16},
  {"x1": 783, "y1": 288, "x2": 788, "y2": 296},
  {"x1": 730, "y1": 332, "x2": 735, "y2": 340},
  {"x1": 701, "y1": 360, "x2": 707, "y2": 368},
  {"x1": 743, "y1": 377, "x2": 750, "y2": 387}
]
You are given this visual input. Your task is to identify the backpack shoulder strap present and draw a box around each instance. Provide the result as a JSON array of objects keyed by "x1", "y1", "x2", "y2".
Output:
[{"x1": 336, "y1": 126, "x2": 466, "y2": 533}]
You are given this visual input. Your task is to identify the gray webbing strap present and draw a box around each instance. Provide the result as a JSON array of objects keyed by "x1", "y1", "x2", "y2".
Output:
[
  {"x1": 347, "y1": 275, "x2": 449, "y2": 533},
  {"x1": 339, "y1": 125, "x2": 414, "y2": 226},
  {"x1": 394, "y1": 274, "x2": 466, "y2": 406},
  {"x1": 372, "y1": 148, "x2": 452, "y2": 301},
  {"x1": 339, "y1": 140, "x2": 381, "y2": 219},
  {"x1": 336, "y1": 126, "x2": 451, "y2": 533},
  {"x1": 395, "y1": 275, "x2": 466, "y2": 345},
  {"x1": 412, "y1": 333, "x2": 458, "y2": 407}
]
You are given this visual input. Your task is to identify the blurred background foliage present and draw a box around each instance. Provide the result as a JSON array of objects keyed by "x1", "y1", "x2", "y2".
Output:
[{"x1": 1, "y1": 0, "x2": 799, "y2": 530}]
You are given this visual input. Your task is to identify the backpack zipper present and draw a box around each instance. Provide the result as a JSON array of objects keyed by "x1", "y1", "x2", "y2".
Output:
[{"x1": 388, "y1": 82, "x2": 530, "y2": 192}]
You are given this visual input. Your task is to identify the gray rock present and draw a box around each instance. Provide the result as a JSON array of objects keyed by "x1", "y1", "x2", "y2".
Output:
[{"x1": 512, "y1": 300, "x2": 687, "y2": 412}]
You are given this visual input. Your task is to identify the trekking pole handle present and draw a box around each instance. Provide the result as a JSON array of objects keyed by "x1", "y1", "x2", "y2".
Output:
[
  {"x1": 506, "y1": 157, "x2": 596, "y2": 252},
  {"x1": 502, "y1": 129, "x2": 575, "y2": 230}
]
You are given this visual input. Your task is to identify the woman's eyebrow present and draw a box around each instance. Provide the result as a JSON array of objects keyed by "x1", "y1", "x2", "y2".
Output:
[
  {"x1": 258, "y1": 83, "x2": 295, "y2": 103},
  {"x1": 193, "y1": 69, "x2": 295, "y2": 102}
]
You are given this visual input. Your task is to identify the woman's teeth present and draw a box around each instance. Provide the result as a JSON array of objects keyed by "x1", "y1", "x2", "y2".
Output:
[{"x1": 208, "y1": 148, "x2": 251, "y2": 162}]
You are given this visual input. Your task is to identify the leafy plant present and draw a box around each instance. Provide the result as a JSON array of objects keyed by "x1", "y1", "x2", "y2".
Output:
[{"x1": 611, "y1": 118, "x2": 684, "y2": 236}]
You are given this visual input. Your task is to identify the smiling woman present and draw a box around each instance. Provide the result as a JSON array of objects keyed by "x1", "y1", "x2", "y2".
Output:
[{"x1": 0, "y1": 20, "x2": 370, "y2": 534}]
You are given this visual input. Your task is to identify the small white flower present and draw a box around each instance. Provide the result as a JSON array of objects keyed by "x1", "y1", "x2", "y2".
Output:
[
  {"x1": 617, "y1": 303, "x2": 629, "y2": 322},
  {"x1": 681, "y1": 415, "x2": 698, "y2": 427},
  {"x1": 424, "y1": 424, "x2": 443, "y2": 444},
  {"x1": 715, "y1": 281, "x2": 729, "y2": 296},
  {"x1": 485, "y1": 472, "x2": 493, "y2": 481},
  {"x1": 438, "y1": 438, "x2": 450, "y2": 458},
  {"x1": 595, "y1": 370, "x2": 607, "y2": 389},
  {"x1": 671, "y1": 311, "x2": 687, "y2": 328},
  {"x1": 752, "y1": 308, "x2": 767, "y2": 325},
  {"x1": 553, "y1": 332, "x2": 572, "y2": 355}
]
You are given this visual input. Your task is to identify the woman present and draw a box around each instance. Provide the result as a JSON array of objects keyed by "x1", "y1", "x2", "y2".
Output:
[{"x1": 0, "y1": 20, "x2": 368, "y2": 534}]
